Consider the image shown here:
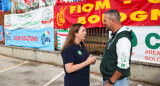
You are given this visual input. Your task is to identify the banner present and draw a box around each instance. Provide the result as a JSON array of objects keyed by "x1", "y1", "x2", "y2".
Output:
[
  {"x1": 11, "y1": 0, "x2": 16, "y2": 14},
  {"x1": 0, "y1": 25, "x2": 3, "y2": 41},
  {"x1": 44, "y1": 0, "x2": 54, "y2": 6},
  {"x1": 5, "y1": 27, "x2": 54, "y2": 51},
  {"x1": 17, "y1": 0, "x2": 38, "y2": 9},
  {"x1": 54, "y1": 0, "x2": 160, "y2": 28},
  {"x1": 39, "y1": 0, "x2": 45, "y2": 7},
  {"x1": 0, "y1": 0, "x2": 12, "y2": 12},
  {"x1": 57, "y1": 30, "x2": 68, "y2": 49},
  {"x1": 129, "y1": 26, "x2": 160, "y2": 64},
  {"x1": 24, "y1": 0, "x2": 31, "y2": 6},
  {"x1": 4, "y1": 6, "x2": 53, "y2": 30}
]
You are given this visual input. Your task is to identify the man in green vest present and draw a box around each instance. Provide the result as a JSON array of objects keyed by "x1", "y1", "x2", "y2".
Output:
[{"x1": 100, "y1": 9, "x2": 132, "y2": 86}]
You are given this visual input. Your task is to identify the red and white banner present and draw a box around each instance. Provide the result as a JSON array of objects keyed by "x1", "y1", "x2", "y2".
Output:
[{"x1": 54, "y1": 0, "x2": 160, "y2": 28}]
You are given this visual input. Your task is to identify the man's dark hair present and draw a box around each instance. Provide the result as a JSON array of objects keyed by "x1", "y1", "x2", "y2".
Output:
[{"x1": 104, "y1": 9, "x2": 121, "y2": 23}]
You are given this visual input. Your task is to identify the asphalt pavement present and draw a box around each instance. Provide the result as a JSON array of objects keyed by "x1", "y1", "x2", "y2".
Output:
[
  {"x1": 0, "y1": 55, "x2": 102, "y2": 86},
  {"x1": 0, "y1": 55, "x2": 158, "y2": 86}
]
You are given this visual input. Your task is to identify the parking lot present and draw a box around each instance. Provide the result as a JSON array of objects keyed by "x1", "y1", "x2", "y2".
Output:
[
  {"x1": 0, "y1": 55, "x2": 103, "y2": 86},
  {"x1": 0, "y1": 55, "x2": 158, "y2": 86}
]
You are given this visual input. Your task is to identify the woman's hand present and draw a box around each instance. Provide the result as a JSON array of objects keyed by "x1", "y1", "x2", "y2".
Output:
[
  {"x1": 91, "y1": 56, "x2": 96, "y2": 65},
  {"x1": 85, "y1": 54, "x2": 96, "y2": 65}
]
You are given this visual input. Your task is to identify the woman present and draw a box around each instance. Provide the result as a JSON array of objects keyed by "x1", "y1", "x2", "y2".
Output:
[{"x1": 61, "y1": 23, "x2": 96, "y2": 86}]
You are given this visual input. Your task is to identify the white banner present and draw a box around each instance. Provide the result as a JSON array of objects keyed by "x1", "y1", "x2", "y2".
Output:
[
  {"x1": 4, "y1": 6, "x2": 53, "y2": 30},
  {"x1": 129, "y1": 26, "x2": 160, "y2": 64},
  {"x1": 109, "y1": 26, "x2": 160, "y2": 64}
]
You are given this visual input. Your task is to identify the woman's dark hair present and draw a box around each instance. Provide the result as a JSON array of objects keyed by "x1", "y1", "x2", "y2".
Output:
[{"x1": 61, "y1": 23, "x2": 83, "y2": 53}]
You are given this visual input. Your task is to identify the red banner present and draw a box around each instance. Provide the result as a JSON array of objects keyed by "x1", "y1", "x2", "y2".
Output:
[{"x1": 54, "y1": 0, "x2": 160, "y2": 28}]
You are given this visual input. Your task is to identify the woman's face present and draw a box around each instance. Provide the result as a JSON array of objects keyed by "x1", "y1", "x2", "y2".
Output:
[{"x1": 75, "y1": 26, "x2": 87, "y2": 41}]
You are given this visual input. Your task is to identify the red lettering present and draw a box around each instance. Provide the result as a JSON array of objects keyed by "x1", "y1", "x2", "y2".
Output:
[
  {"x1": 149, "y1": 50, "x2": 152, "y2": 54},
  {"x1": 145, "y1": 56, "x2": 148, "y2": 60},
  {"x1": 157, "y1": 57, "x2": 160, "y2": 62},
  {"x1": 18, "y1": 36, "x2": 20, "y2": 40},
  {"x1": 153, "y1": 50, "x2": 156, "y2": 55},
  {"x1": 24, "y1": 36, "x2": 26, "y2": 41},
  {"x1": 22, "y1": 36, "x2": 24, "y2": 40},
  {"x1": 145, "y1": 56, "x2": 160, "y2": 62},
  {"x1": 145, "y1": 50, "x2": 148, "y2": 54},
  {"x1": 145, "y1": 50, "x2": 160, "y2": 55},
  {"x1": 14, "y1": 36, "x2": 17, "y2": 40},
  {"x1": 14, "y1": 36, "x2": 21, "y2": 40},
  {"x1": 33, "y1": 36, "x2": 35, "y2": 41},
  {"x1": 153, "y1": 57, "x2": 156, "y2": 61},
  {"x1": 149, "y1": 57, "x2": 153, "y2": 61},
  {"x1": 26, "y1": 36, "x2": 29, "y2": 41},
  {"x1": 14, "y1": 36, "x2": 38, "y2": 41},
  {"x1": 30, "y1": 36, "x2": 33, "y2": 41},
  {"x1": 157, "y1": 51, "x2": 160, "y2": 55},
  {"x1": 36, "y1": 36, "x2": 38, "y2": 41}
]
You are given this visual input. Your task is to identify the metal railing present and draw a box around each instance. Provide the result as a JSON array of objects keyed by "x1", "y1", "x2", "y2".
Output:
[
  {"x1": 84, "y1": 27, "x2": 108, "y2": 56},
  {"x1": 55, "y1": 27, "x2": 108, "y2": 56}
]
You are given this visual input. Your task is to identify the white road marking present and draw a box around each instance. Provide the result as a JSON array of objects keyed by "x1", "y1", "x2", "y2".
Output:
[
  {"x1": 0, "y1": 61, "x2": 29, "y2": 73},
  {"x1": 43, "y1": 71, "x2": 65, "y2": 86}
]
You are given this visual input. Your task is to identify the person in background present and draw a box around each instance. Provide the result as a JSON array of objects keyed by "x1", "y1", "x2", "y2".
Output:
[
  {"x1": 100, "y1": 9, "x2": 133, "y2": 86},
  {"x1": 61, "y1": 23, "x2": 96, "y2": 86}
]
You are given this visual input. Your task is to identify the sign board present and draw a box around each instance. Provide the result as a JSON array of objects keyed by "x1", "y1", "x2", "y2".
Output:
[
  {"x1": 5, "y1": 27, "x2": 54, "y2": 51},
  {"x1": 130, "y1": 26, "x2": 160, "y2": 64},
  {"x1": 54, "y1": 0, "x2": 160, "y2": 28},
  {"x1": 109, "y1": 26, "x2": 160, "y2": 64},
  {"x1": 4, "y1": 6, "x2": 53, "y2": 30}
]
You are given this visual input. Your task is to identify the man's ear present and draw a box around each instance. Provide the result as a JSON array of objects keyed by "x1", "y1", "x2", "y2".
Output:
[
  {"x1": 112, "y1": 18, "x2": 118, "y2": 25},
  {"x1": 112, "y1": 18, "x2": 116, "y2": 23}
]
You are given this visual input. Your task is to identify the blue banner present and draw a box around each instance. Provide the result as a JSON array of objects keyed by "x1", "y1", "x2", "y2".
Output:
[
  {"x1": 0, "y1": 25, "x2": 3, "y2": 41},
  {"x1": 0, "y1": 0, "x2": 12, "y2": 12},
  {"x1": 5, "y1": 27, "x2": 54, "y2": 51}
]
